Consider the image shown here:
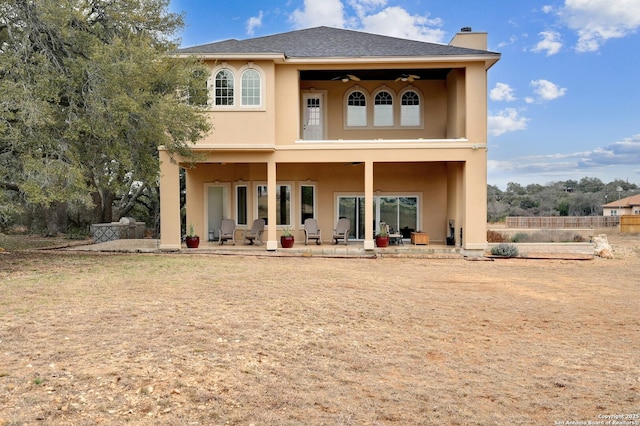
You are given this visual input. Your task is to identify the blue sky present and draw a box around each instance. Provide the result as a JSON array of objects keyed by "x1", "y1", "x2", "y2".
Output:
[{"x1": 169, "y1": 0, "x2": 640, "y2": 189}]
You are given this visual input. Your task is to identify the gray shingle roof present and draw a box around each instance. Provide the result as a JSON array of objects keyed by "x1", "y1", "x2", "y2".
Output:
[{"x1": 176, "y1": 26, "x2": 497, "y2": 58}]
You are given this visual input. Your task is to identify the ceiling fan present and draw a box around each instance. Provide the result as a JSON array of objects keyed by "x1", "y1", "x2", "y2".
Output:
[
  {"x1": 331, "y1": 74, "x2": 361, "y2": 82},
  {"x1": 395, "y1": 74, "x2": 421, "y2": 82}
]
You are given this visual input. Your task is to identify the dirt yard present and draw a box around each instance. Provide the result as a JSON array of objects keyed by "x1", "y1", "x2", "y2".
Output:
[{"x1": 0, "y1": 233, "x2": 639, "y2": 425}]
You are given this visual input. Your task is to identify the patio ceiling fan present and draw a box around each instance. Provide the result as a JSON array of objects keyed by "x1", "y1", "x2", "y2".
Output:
[
  {"x1": 395, "y1": 74, "x2": 421, "y2": 82},
  {"x1": 331, "y1": 74, "x2": 361, "y2": 82}
]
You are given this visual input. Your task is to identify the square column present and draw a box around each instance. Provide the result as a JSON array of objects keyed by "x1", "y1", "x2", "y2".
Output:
[
  {"x1": 159, "y1": 150, "x2": 181, "y2": 251},
  {"x1": 266, "y1": 160, "x2": 278, "y2": 251},
  {"x1": 363, "y1": 160, "x2": 375, "y2": 250}
]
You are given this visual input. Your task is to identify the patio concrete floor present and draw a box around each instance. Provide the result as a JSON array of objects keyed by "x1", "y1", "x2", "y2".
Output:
[{"x1": 65, "y1": 238, "x2": 464, "y2": 258}]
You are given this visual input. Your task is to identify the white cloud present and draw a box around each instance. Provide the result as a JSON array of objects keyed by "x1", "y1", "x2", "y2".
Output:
[
  {"x1": 246, "y1": 11, "x2": 263, "y2": 36},
  {"x1": 289, "y1": 0, "x2": 445, "y2": 43},
  {"x1": 359, "y1": 6, "x2": 444, "y2": 42},
  {"x1": 348, "y1": 0, "x2": 387, "y2": 18},
  {"x1": 490, "y1": 83, "x2": 517, "y2": 102},
  {"x1": 497, "y1": 35, "x2": 518, "y2": 48},
  {"x1": 488, "y1": 108, "x2": 529, "y2": 136},
  {"x1": 560, "y1": 0, "x2": 640, "y2": 52},
  {"x1": 290, "y1": 0, "x2": 346, "y2": 29},
  {"x1": 531, "y1": 30, "x2": 563, "y2": 55},
  {"x1": 530, "y1": 79, "x2": 567, "y2": 101},
  {"x1": 488, "y1": 134, "x2": 640, "y2": 186},
  {"x1": 578, "y1": 134, "x2": 640, "y2": 166},
  {"x1": 541, "y1": 5, "x2": 555, "y2": 14}
]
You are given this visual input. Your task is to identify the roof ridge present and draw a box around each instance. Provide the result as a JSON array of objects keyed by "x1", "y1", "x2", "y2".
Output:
[{"x1": 176, "y1": 25, "x2": 499, "y2": 58}]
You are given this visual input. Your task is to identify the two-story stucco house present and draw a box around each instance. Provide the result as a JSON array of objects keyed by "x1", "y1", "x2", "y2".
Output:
[{"x1": 159, "y1": 26, "x2": 500, "y2": 255}]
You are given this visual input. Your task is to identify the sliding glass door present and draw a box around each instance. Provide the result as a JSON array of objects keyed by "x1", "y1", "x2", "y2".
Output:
[
  {"x1": 379, "y1": 196, "x2": 418, "y2": 235},
  {"x1": 338, "y1": 195, "x2": 418, "y2": 240}
]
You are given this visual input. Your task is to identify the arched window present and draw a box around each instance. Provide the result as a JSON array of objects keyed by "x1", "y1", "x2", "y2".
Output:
[
  {"x1": 374, "y1": 90, "x2": 393, "y2": 126},
  {"x1": 346, "y1": 90, "x2": 367, "y2": 127},
  {"x1": 241, "y1": 69, "x2": 261, "y2": 106},
  {"x1": 400, "y1": 90, "x2": 420, "y2": 126},
  {"x1": 214, "y1": 69, "x2": 234, "y2": 106}
]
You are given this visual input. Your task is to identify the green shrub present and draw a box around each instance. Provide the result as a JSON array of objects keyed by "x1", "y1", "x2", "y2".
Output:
[
  {"x1": 491, "y1": 243, "x2": 519, "y2": 257},
  {"x1": 511, "y1": 232, "x2": 529, "y2": 243}
]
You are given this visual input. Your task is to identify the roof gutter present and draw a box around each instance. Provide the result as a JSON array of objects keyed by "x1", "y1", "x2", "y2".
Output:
[
  {"x1": 171, "y1": 53, "x2": 286, "y2": 62},
  {"x1": 171, "y1": 53, "x2": 501, "y2": 69},
  {"x1": 283, "y1": 54, "x2": 499, "y2": 70}
]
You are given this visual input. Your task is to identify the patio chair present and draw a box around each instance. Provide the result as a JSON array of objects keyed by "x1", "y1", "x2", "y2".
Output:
[
  {"x1": 332, "y1": 218, "x2": 350, "y2": 245},
  {"x1": 388, "y1": 226, "x2": 404, "y2": 245},
  {"x1": 304, "y1": 218, "x2": 322, "y2": 245},
  {"x1": 243, "y1": 218, "x2": 265, "y2": 245},
  {"x1": 217, "y1": 218, "x2": 236, "y2": 245}
]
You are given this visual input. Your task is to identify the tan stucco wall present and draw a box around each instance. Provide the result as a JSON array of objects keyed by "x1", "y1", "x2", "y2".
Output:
[
  {"x1": 298, "y1": 79, "x2": 448, "y2": 140},
  {"x1": 162, "y1": 46, "x2": 494, "y2": 253},
  {"x1": 446, "y1": 69, "x2": 465, "y2": 139},
  {"x1": 196, "y1": 60, "x2": 277, "y2": 146},
  {"x1": 196, "y1": 60, "x2": 490, "y2": 147}
]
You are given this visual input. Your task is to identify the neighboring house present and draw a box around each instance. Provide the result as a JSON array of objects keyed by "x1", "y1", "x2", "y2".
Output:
[
  {"x1": 159, "y1": 26, "x2": 500, "y2": 255},
  {"x1": 602, "y1": 194, "x2": 640, "y2": 216}
]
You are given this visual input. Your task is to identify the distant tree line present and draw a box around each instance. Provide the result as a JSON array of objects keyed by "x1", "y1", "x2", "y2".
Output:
[{"x1": 488, "y1": 177, "x2": 639, "y2": 222}]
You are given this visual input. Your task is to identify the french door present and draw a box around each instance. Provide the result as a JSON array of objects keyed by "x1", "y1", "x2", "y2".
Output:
[{"x1": 302, "y1": 92, "x2": 324, "y2": 140}]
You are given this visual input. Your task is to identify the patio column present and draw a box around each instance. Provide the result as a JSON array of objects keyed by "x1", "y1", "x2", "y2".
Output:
[
  {"x1": 363, "y1": 160, "x2": 375, "y2": 250},
  {"x1": 158, "y1": 149, "x2": 181, "y2": 251},
  {"x1": 266, "y1": 160, "x2": 278, "y2": 251},
  {"x1": 462, "y1": 155, "x2": 487, "y2": 256}
]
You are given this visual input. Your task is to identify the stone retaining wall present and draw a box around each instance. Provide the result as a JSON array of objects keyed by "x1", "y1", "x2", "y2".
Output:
[{"x1": 486, "y1": 242, "x2": 595, "y2": 256}]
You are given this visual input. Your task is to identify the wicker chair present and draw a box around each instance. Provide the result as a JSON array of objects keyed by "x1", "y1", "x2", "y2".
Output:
[
  {"x1": 218, "y1": 218, "x2": 236, "y2": 245},
  {"x1": 332, "y1": 218, "x2": 350, "y2": 245},
  {"x1": 243, "y1": 218, "x2": 265, "y2": 245},
  {"x1": 304, "y1": 218, "x2": 322, "y2": 245}
]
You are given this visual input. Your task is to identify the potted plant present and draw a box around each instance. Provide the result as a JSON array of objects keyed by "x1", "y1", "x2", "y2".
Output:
[
  {"x1": 375, "y1": 226, "x2": 389, "y2": 247},
  {"x1": 185, "y1": 223, "x2": 200, "y2": 248},
  {"x1": 280, "y1": 225, "x2": 295, "y2": 248}
]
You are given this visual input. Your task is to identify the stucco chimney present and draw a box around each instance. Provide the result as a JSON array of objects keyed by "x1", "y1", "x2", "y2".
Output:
[{"x1": 449, "y1": 27, "x2": 488, "y2": 50}]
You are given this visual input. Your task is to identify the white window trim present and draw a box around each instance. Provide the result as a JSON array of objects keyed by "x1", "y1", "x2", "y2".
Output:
[
  {"x1": 254, "y1": 181, "x2": 295, "y2": 228},
  {"x1": 299, "y1": 183, "x2": 317, "y2": 225},
  {"x1": 234, "y1": 183, "x2": 249, "y2": 227},
  {"x1": 208, "y1": 63, "x2": 266, "y2": 111},
  {"x1": 209, "y1": 65, "x2": 237, "y2": 110},
  {"x1": 204, "y1": 183, "x2": 231, "y2": 240},
  {"x1": 344, "y1": 87, "x2": 369, "y2": 128},
  {"x1": 335, "y1": 192, "x2": 421, "y2": 240},
  {"x1": 238, "y1": 64, "x2": 266, "y2": 111},
  {"x1": 399, "y1": 86, "x2": 424, "y2": 129},
  {"x1": 372, "y1": 87, "x2": 396, "y2": 128}
]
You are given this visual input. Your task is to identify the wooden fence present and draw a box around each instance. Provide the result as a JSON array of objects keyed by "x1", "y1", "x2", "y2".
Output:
[
  {"x1": 620, "y1": 215, "x2": 640, "y2": 233},
  {"x1": 505, "y1": 216, "x2": 620, "y2": 229}
]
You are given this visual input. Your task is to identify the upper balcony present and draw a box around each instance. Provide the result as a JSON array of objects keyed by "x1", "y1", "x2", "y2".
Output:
[
  {"x1": 177, "y1": 27, "x2": 499, "y2": 151},
  {"x1": 295, "y1": 67, "x2": 467, "y2": 144}
]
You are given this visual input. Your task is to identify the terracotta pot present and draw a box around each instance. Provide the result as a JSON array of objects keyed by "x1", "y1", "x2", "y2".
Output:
[
  {"x1": 281, "y1": 235, "x2": 294, "y2": 248},
  {"x1": 185, "y1": 236, "x2": 200, "y2": 248},
  {"x1": 375, "y1": 236, "x2": 389, "y2": 247}
]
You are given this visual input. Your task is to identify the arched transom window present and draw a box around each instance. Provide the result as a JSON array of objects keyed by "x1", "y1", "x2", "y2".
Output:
[
  {"x1": 374, "y1": 90, "x2": 393, "y2": 126},
  {"x1": 347, "y1": 90, "x2": 367, "y2": 127},
  {"x1": 214, "y1": 69, "x2": 234, "y2": 106},
  {"x1": 401, "y1": 90, "x2": 420, "y2": 126},
  {"x1": 241, "y1": 69, "x2": 261, "y2": 106}
]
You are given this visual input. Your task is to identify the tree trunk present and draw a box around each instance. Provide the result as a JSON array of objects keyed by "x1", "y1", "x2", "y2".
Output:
[
  {"x1": 91, "y1": 190, "x2": 116, "y2": 223},
  {"x1": 44, "y1": 204, "x2": 59, "y2": 237}
]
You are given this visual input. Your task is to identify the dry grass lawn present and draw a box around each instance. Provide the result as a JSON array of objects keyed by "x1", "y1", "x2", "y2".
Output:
[{"x1": 0, "y1": 233, "x2": 639, "y2": 425}]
